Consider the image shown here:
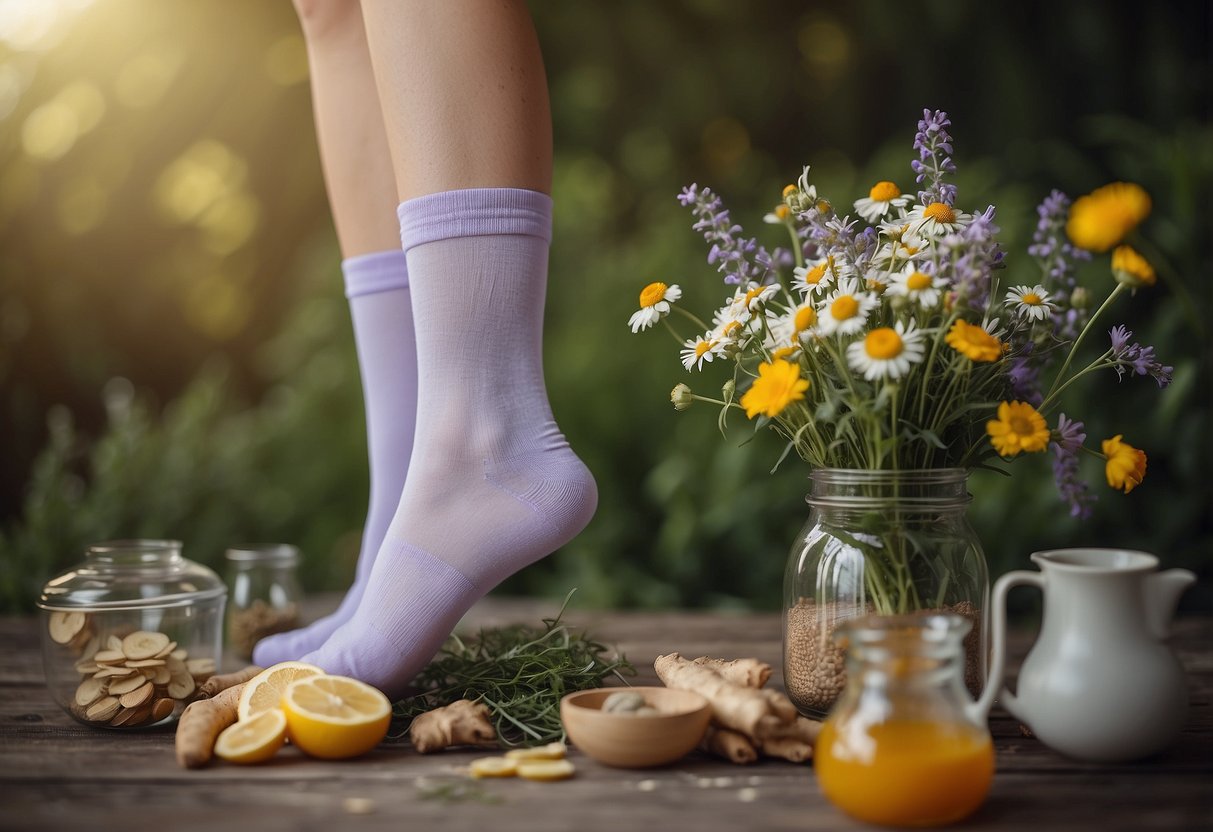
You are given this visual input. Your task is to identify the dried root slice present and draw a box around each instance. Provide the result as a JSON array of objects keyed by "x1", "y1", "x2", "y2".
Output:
[
  {"x1": 48, "y1": 612, "x2": 87, "y2": 645},
  {"x1": 107, "y1": 674, "x2": 148, "y2": 696},
  {"x1": 122, "y1": 631, "x2": 170, "y2": 661},
  {"x1": 75, "y1": 678, "x2": 106, "y2": 708},
  {"x1": 516, "y1": 759, "x2": 576, "y2": 782},
  {"x1": 86, "y1": 696, "x2": 120, "y2": 722},
  {"x1": 167, "y1": 672, "x2": 196, "y2": 700},
  {"x1": 469, "y1": 756, "x2": 518, "y2": 778},
  {"x1": 93, "y1": 650, "x2": 126, "y2": 666},
  {"x1": 505, "y1": 742, "x2": 567, "y2": 762},
  {"x1": 151, "y1": 697, "x2": 176, "y2": 723},
  {"x1": 119, "y1": 681, "x2": 154, "y2": 710}
]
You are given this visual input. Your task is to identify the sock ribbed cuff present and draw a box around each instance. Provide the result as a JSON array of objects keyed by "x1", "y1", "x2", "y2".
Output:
[
  {"x1": 397, "y1": 188, "x2": 552, "y2": 253},
  {"x1": 342, "y1": 249, "x2": 410, "y2": 299}
]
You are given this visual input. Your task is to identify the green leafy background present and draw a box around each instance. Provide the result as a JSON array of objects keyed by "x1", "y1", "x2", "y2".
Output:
[{"x1": 2, "y1": 1, "x2": 1209, "y2": 614}]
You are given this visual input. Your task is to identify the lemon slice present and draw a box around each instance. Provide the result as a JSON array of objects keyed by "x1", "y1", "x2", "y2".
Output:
[
  {"x1": 281, "y1": 675, "x2": 392, "y2": 759},
  {"x1": 236, "y1": 661, "x2": 325, "y2": 721},
  {"x1": 516, "y1": 759, "x2": 576, "y2": 781},
  {"x1": 505, "y1": 742, "x2": 566, "y2": 761},
  {"x1": 214, "y1": 708, "x2": 288, "y2": 765},
  {"x1": 469, "y1": 756, "x2": 518, "y2": 778}
]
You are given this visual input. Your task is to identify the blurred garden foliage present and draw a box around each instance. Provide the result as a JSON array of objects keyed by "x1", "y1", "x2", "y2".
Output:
[{"x1": 1, "y1": 0, "x2": 1209, "y2": 613}]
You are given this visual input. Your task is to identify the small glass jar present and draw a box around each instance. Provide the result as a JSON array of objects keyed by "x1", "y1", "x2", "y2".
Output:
[
  {"x1": 815, "y1": 613, "x2": 995, "y2": 827},
  {"x1": 37, "y1": 540, "x2": 226, "y2": 729},
  {"x1": 224, "y1": 544, "x2": 302, "y2": 659},
  {"x1": 783, "y1": 468, "x2": 989, "y2": 717}
]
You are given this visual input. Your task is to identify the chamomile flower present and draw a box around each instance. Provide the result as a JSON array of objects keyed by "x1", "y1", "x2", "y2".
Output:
[
  {"x1": 904, "y1": 201, "x2": 972, "y2": 237},
  {"x1": 887, "y1": 262, "x2": 945, "y2": 309},
  {"x1": 853, "y1": 181, "x2": 912, "y2": 223},
  {"x1": 792, "y1": 302, "x2": 820, "y2": 341},
  {"x1": 792, "y1": 255, "x2": 848, "y2": 297},
  {"x1": 627, "y1": 282, "x2": 682, "y2": 333},
  {"x1": 1004, "y1": 284, "x2": 1057, "y2": 321},
  {"x1": 763, "y1": 203, "x2": 792, "y2": 224},
  {"x1": 680, "y1": 333, "x2": 725, "y2": 371},
  {"x1": 729, "y1": 282, "x2": 779, "y2": 315},
  {"x1": 846, "y1": 320, "x2": 926, "y2": 381},
  {"x1": 817, "y1": 278, "x2": 879, "y2": 337}
]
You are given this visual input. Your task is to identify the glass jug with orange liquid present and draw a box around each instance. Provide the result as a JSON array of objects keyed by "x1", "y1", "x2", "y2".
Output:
[{"x1": 815, "y1": 613, "x2": 998, "y2": 827}]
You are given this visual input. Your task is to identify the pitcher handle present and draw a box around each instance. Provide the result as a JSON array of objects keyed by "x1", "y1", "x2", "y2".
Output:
[{"x1": 967, "y1": 570, "x2": 1044, "y2": 723}]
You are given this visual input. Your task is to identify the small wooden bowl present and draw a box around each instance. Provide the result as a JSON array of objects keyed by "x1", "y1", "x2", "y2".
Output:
[{"x1": 560, "y1": 686, "x2": 711, "y2": 768}]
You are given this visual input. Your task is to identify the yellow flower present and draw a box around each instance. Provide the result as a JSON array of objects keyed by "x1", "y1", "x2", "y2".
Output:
[
  {"x1": 987, "y1": 401, "x2": 1050, "y2": 457},
  {"x1": 1066, "y1": 182, "x2": 1152, "y2": 253},
  {"x1": 945, "y1": 319, "x2": 1003, "y2": 362},
  {"x1": 1102, "y1": 434, "x2": 1147, "y2": 494},
  {"x1": 740, "y1": 360, "x2": 810, "y2": 419},
  {"x1": 1111, "y1": 245, "x2": 1156, "y2": 288}
]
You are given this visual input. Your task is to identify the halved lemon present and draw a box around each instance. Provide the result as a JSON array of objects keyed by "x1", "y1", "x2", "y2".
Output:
[
  {"x1": 214, "y1": 708, "x2": 288, "y2": 765},
  {"x1": 237, "y1": 661, "x2": 325, "y2": 722},
  {"x1": 281, "y1": 675, "x2": 391, "y2": 759}
]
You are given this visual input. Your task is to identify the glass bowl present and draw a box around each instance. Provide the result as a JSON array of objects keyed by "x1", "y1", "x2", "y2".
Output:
[{"x1": 37, "y1": 540, "x2": 227, "y2": 729}]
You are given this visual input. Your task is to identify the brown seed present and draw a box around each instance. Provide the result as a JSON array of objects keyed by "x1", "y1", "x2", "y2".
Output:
[
  {"x1": 107, "y1": 674, "x2": 147, "y2": 696},
  {"x1": 86, "y1": 696, "x2": 120, "y2": 722},
  {"x1": 119, "y1": 681, "x2": 154, "y2": 709},
  {"x1": 166, "y1": 673, "x2": 195, "y2": 700},
  {"x1": 151, "y1": 698, "x2": 176, "y2": 723},
  {"x1": 74, "y1": 678, "x2": 106, "y2": 707},
  {"x1": 48, "y1": 611, "x2": 87, "y2": 645},
  {"x1": 121, "y1": 631, "x2": 170, "y2": 661}
]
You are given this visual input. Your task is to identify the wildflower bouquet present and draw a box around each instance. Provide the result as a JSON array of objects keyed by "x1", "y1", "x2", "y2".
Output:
[{"x1": 630, "y1": 109, "x2": 1170, "y2": 521}]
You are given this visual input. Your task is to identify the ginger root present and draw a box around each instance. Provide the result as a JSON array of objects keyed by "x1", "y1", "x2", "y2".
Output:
[
  {"x1": 658, "y1": 653, "x2": 823, "y2": 766},
  {"x1": 692, "y1": 657, "x2": 772, "y2": 689},
  {"x1": 175, "y1": 681, "x2": 246, "y2": 769},
  {"x1": 197, "y1": 665, "x2": 262, "y2": 699},
  {"x1": 409, "y1": 699, "x2": 496, "y2": 753}
]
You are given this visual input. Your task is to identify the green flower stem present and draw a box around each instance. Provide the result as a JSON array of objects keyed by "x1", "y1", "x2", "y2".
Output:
[
  {"x1": 671, "y1": 305, "x2": 710, "y2": 332},
  {"x1": 786, "y1": 220, "x2": 805, "y2": 269},
  {"x1": 660, "y1": 317, "x2": 686, "y2": 346},
  {"x1": 1039, "y1": 349, "x2": 1113, "y2": 413},
  {"x1": 1043, "y1": 282, "x2": 1125, "y2": 402}
]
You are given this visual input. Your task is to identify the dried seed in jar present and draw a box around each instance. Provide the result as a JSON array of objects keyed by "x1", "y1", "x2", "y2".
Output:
[
  {"x1": 119, "y1": 682, "x2": 154, "y2": 709},
  {"x1": 93, "y1": 650, "x2": 126, "y2": 665},
  {"x1": 122, "y1": 631, "x2": 170, "y2": 661},
  {"x1": 86, "y1": 696, "x2": 120, "y2": 722},
  {"x1": 75, "y1": 678, "x2": 107, "y2": 707},
  {"x1": 106, "y1": 675, "x2": 147, "y2": 696},
  {"x1": 48, "y1": 612, "x2": 87, "y2": 645},
  {"x1": 166, "y1": 673, "x2": 195, "y2": 700},
  {"x1": 151, "y1": 698, "x2": 175, "y2": 723}
]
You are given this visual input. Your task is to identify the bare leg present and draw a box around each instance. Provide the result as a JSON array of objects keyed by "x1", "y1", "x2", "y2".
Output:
[
  {"x1": 294, "y1": 0, "x2": 400, "y2": 255},
  {"x1": 360, "y1": 0, "x2": 552, "y2": 200},
  {"x1": 297, "y1": 1, "x2": 595, "y2": 696},
  {"x1": 252, "y1": 0, "x2": 418, "y2": 665}
]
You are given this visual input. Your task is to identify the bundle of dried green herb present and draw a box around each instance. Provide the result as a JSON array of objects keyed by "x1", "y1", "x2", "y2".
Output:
[{"x1": 392, "y1": 592, "x2": 633, "y2": 747}]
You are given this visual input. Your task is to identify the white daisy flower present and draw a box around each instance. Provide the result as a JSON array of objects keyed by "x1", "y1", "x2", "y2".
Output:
[
  {"x1": 846, "y1": 320, "x2": 926, "y2": 381},
  {"x1": 762, "y1": 203, "x2": 792, "y2": 224},
  {"x1": 728, "y1": 282, "x2": 779, "y2": 316},
  {"x1": 853, "y1": 181, "x2": 913, "y2": 223},
  {"x1": 627, "y1": 281, "x2": 682, "y2": 333},
  {"x1": 762, "y1": 308, "x2": 795, "y2": 350},
  {"x1": 1004, "y1": 284, "x2": 1057, "y2": 321},
  {"x1": 886, "y1": 262, "x2": 946, "y2": 309},
  {"x1": 817, "y1": 278, "x2": 879, "y2": 337},
  {"x1": 791, "y1": 255, "x2": 849, "y2": 296},
  {"x1": 680, "y1": 332, "x2": 725, "y2": 371},
  {"x1": 904, "y1": 201, "x2": 973, "y2": 237}
]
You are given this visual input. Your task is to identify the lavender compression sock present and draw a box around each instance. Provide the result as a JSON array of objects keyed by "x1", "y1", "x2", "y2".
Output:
[
  {"x1": 253, "y1": 250, "x2": 418, "y2": 666},
  {"x1": 301, "y1": 189, "x2": 597, "y2": 696}
]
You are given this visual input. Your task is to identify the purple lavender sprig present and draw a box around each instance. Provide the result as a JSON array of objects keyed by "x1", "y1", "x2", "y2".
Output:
[
  {"x1": 678, "y1": 184, "x2": 776, "y2": 286},
  {"x1": 911, "y1": 109, "x2": 958, "y2": 206},
  {"x1": 1109, "y1": 325, "x2": 1174, "y2": 387},
  {"x1": 939, "y1": 205, "x2": 1002, "y2": 312},
  {"x1": 1028, "y1": 190, "x2": 1092, "y2": 340},
  {"x1": 1051, "y1": 413, "x2": 1095, "y2": 519}
]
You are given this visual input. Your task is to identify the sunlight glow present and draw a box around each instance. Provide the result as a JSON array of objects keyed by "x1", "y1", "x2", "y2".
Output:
[{"x1": 0, "y1": 0, "x2": 96, "y2": 51}]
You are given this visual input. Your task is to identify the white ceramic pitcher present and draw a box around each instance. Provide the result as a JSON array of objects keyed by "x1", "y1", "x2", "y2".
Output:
[{"x1": 987, "y1": 548, "x2": 1195, "y2": 762}]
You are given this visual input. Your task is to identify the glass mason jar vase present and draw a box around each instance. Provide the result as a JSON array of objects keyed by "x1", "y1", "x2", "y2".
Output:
[
  {"x1": 783, "y1": 469, "x2": 988, "y2": 717},
  {"x1": 225, "y1": 544, "x2": 303, "y2": 660}
]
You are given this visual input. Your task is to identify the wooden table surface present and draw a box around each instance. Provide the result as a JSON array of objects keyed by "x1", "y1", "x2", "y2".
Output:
[{"x1": 1, "y1": 597, "x2": 1209, "y2": 831}]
